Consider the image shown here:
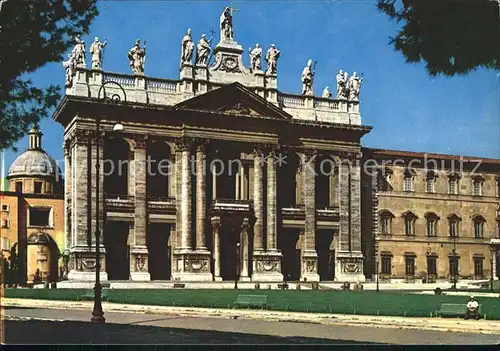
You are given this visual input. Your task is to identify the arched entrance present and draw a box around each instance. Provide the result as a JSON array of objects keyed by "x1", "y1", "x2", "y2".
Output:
[{"x1": 26, "y1": 233, "x2": 60, "y2": 283}]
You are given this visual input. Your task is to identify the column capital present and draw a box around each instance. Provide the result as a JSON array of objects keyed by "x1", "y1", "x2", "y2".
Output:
[
  {"x1": 211, "y1": 216, "x2": 221, "y2": 227},
  {"x1": 131, "y1": 134, "x2": 148, "y2": 149},
  {"x1": 74, "y1": 129, "x2": 92, "y2": 145},
  {"x1": 174, "y1": 137, "x2": 195, "y2": 152},
  {"x1": 195, "y1": 138, "x2": 209, "y2": 152},
  {"x1": 241, "y1": 217, "x2": 250, "y2": 230}
]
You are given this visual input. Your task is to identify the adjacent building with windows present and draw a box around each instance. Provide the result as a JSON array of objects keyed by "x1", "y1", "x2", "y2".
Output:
[
  {"x1": 362, "y1": 148, "x2": 500, "y2": 283},
  {"x1": 0, "y1": 126, "x2": 64, "y2": 283}
]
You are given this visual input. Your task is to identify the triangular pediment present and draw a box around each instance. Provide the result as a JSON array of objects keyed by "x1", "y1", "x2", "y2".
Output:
[{"x1": 175, "y1": 82, "x2": 292, "y2": 120}]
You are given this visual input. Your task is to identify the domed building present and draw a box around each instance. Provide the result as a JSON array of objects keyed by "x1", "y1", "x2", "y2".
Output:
[{"x1": 1, "y1": 125, "x2": 64, "y2": 284}]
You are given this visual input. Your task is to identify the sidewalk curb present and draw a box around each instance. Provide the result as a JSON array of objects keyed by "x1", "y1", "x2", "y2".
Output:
[{"x1": 3, "y1": 298, "x2": 500, "y2": 336}]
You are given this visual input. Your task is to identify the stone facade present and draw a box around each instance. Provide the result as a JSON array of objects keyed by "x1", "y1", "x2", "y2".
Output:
[{"x1": 361, "y1": 148, "x2": 500, "y2": 283}]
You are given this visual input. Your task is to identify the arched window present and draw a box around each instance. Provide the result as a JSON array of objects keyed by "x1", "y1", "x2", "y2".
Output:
[
  {"x1": 448, "y1": 172, "x2": 461, "y2": 195},
  {"x1": 379, "y1": 210, "x2": 395, "y2": 235},
  {"x1": 425, "y1": 170, "x2": 438, "y2": 194},
  {"x1": 447, "y1": 213, "x2": 461, "y2": 238},
  {"x1": 402, "y1": 211, "x2": 418, "y2": 236},
  {"x1": 472, "y1": 215, "x2": 486, "y2": 239},
  {"x1": 403, "y1": 168, "x2": 416, "y2": 192},
  {"x1": 472, "y1": 174, "x2": 484, "y2": 196},
  {"x1": 425, "y1": 212, "x2": 440, "y2": 237}
]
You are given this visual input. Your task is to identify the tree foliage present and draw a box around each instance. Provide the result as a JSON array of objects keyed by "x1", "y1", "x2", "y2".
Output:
[
  {"x1": 0, "y1": 0, "x2": 98, "y2": 150},
  {"x1": 377, "y1": 0, "x2": 500, "y2": 76}
]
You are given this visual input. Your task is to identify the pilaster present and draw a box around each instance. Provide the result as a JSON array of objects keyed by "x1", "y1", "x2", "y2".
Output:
[{"x1": 131, "y1": 135, "x2": 150, "y2": 281}]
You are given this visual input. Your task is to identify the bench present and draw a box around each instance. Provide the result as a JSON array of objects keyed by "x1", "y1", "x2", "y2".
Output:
[
  {"x1": 233, "y1": 295, "x2": 268, "y2": 309},
  {"x1": 78, "y1": 288, "x2": 109, "y2": 302},
  {"x1": 438, "y1": 303, "x2": 482, "y2": 319},
  {"x1": 277, "y1": 283, "x2": 289, "y2": 290},
  {"x1": 173, "y1": 283, "x2": 185, "y2": 289}
]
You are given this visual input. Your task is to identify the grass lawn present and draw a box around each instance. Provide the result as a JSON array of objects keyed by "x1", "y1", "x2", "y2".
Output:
[{"x1": 4, "y1": 288, "x2": 500, "y2": 320}]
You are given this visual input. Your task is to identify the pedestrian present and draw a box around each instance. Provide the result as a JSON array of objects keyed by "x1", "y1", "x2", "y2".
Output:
[{"x1": 465, "y1": 295, "x2": 480, "y2": 320}]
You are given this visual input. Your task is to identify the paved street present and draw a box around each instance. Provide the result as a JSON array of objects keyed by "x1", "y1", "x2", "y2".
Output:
[{"x1": 3, "y1": 306, "x2": 500, "y2": 345}]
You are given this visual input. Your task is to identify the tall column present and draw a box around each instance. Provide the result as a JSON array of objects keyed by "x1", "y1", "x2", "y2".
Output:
[
  {"x1": 196, "y1": 142, "x2": 208, "y2": 250},
  {"x1": 63, "y1": 141, "x2": 72, "y2": 252},
  {"x1": 301, "y1": 151, "x2": 319, "y2": 281},
  {"x1": 212, "y1": 162, "x2": 217, "y2": 200},
  {"x1": 267, "y1": 150, "x2": 277, "y2": 251},
  {"x1": 212, "y1": 216, "x2": 222, "y2": 281},
  {"x1": 253, "y1": 149, "x2": 264, "y2": 251},
  {"x1": 335, "y1": 154, "x2": 365, "y2": 282},
  {"x1": 131, "y1": 136, "x2": 150, "y2": 280},
  {"x1": 241, "y1": 163, "x2": 247, "y2": 200},
  {"x1": 493, "y1": 249, "x2": 498, "y2": 280},
  {"x1": 240, "y1": 217, "x2": 250, "y2": 281},
  {"x1": 180, "y1": 141, "x2": 192, "y2": 249}
]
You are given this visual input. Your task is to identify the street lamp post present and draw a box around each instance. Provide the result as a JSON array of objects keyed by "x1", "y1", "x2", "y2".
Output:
[
  {"x1": 452, "y1": 234, "x2": 457, "y2": 291},
  {"x1": 91, "y1": 82, "x2": 126, "y2": 323},
  {"x1": 235, "y1": 242, "x2": 240, "y2": 290},
  {"x1": 376, "y1": 256, "x2": 379, "y2": 292},
  {"x1": 91, "y1": 116, "x2": 105, "y2": 324}
]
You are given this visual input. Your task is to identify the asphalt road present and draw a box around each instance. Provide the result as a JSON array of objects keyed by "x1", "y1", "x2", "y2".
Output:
[{"x1": 2, "y1": 306, "x2": 500, "y2": 345}]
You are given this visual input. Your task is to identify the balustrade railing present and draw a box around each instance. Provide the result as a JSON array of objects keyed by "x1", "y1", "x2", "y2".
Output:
[
  {"x1": 146, "y1": 78, "x2": 179, "y2": 93},
  {"x1": 278, "y1": 93, "x2": 306, "y2": 107},
  {"x1": 102, "y1": 72, "x2": 135, "y2": 89}
]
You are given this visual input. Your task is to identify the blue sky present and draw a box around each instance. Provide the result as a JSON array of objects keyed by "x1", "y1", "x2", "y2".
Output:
[{"x1": 3, "y1": 0, "x2": 500, "y2": 173}]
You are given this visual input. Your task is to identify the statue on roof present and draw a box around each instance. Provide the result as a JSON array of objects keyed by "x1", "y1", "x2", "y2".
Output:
[
  {"x1": 63, "y1": 53, "x2": 76, "y2": 88},
  {"x1": 301, "y1": 59, "x2": 315, "y2": 95},
  {"x1": 90, "y1": 37, "x2": 107, "y2": 69},
  {"x1": 128, "y1": 39, "x2": 146, "y2": 75},
  {"x1": 71, "y1": 36, "x2": 86, "y2": 68},
  {"x1": 265, "y1": 44, "x2": 280, "y2": 75},
  {"x1": 195, "y1": 34, "x2": 213, "y2": 66},
  {"x1": 322, "y1": 86, "x2": 332, "y2": 98},
  {"x1": 348, "y1": 72, "x2": 363, "y2": 101},
  {"x1": 220, "y1": 6, "x2": 233, "y2": 41},
  {"x1": 249, "y1": 43, "x2": 262, "y2": 73},
  {"x1": 336, "y1": 69, "x2": 349, "y2": 99},
  {"x1": 181, "y1": 28, "x2": 194, "y2": 65}
]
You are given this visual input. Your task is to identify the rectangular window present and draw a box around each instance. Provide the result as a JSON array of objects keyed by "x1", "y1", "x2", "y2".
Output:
[
  {"x1": 405, "y1": 219, "x2": 414, "y2": 236},
  {"x1": 381, "y1": 256, "x2": 391, "y2": 275},
  {"x1": 1, "y1": 205, "x2": 8, "y2": 212},
  {"x1": 449, "y1": 221, "x2": 458, "y2": 238},
  {"x1": 448, "y1": 179, "x2": 458, "y2": 194},
  {"x1": 427, "y1": 220, "x2": 436, "y2": 237},
  {"x1": 381, "y1": 218, "x2": 389, "y2": 234},
  {"x1": 426, "y1": 179, "x2": 434, "y2": 193},
  {"x1": 427, "y1": 257, "x2": 437, "y2": 275},
  {"x1": 29, "y1": 207, "x2": 52, "y2": 227},
  {"x1": 474, "y1": 222, "x2": 483, "y2": 239},
  {"x1": 15, "y1": 182, "x2": 23, "y2": 193},
  {"x1": 472, "y1": 181, "x2": 482, "y2": 196},
  {"x1": 403, "y1": 177, "x2": 413, "y2": 192},
  {"x1": 496, "y1": 180, "x2": 500, "y2": 197},
  {"x1": 34, "y1": 181, "x2": 43, "y2": 194},
  {"x1": 1, "y1": 237, "x2": 10, "y2": 250},
  {"x1": 1, "y1": 219, "x2": 9, "y2": 228},
  {"x1": 449, "y1": 257, "x2": 459, "y2": 276},
  {"x1": 474, "y1": 258, "x2": 483, "y2": 278},
  {"x1": 405, "y1": 257, "x2": 415, "y2": 275}
]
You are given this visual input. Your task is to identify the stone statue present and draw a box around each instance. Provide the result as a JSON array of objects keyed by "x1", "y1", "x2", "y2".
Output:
[
  {"x1": 71, "y1": 36, "x2": 86, "y2": 68},
  {"x1": 195, "y1": 34, "x2": 213, "y2": 66},
  {"x1": 348, "y1": 72, "x2": 363, "y2": 101},
  {"x1": 220, "y1": 6, "x2": 233, "y2": 41},
  {"x1": 90, "y1": 37, "x2": 107, "y2": 69},
  {"x1": 322, "y1": 86, "x2": 332, "y2": 98},
  {"x1": 265, "y1": 44, "x2": 280, "y2": 75},
  {"x1": 128, "y1": 39, "x2": 146, "y2": 75},
  {"x1": 301, "y1": 59, "x2": 315, "y2": 95},
  {"x1": 63, "y1": 53, "x2": 76, "y2": 87},
  {"x1": 336, "y1": 69, "x2": 349, "y2": 99},
  {"x1": 249, "y1": 43, "x2": 262, "y2": 73},
  {"x1": 181, "y1": 28, "x2": 194, "y2": 65}
]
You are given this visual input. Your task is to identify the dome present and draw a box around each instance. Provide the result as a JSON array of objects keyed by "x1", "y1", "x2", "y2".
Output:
[{"x1": 8, "y1": 149, "x2": 59, "y2": 179}]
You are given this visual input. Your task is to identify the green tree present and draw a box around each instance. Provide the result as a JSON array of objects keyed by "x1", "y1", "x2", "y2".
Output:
[
  {"x1": 377, "y1": 0, "x2": 500, "y2": 76},
  {"x1": 6, "y1": 243, "x2": 19, "y2": 286},
  {"x1": 0, "y1": 0, "x2": 98, "y2": 150}
]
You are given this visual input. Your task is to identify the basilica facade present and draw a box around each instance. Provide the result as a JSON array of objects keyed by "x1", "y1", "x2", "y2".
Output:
[{"x1": 52, "y1": 8, "x2": 500, "y2": 284}]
